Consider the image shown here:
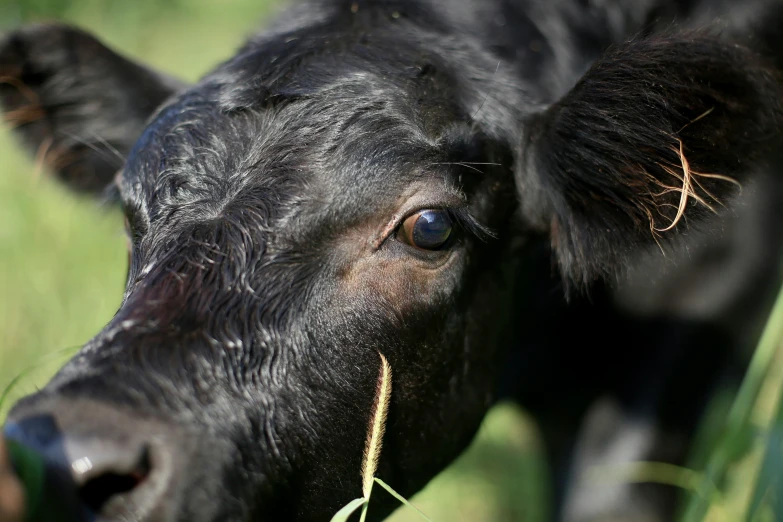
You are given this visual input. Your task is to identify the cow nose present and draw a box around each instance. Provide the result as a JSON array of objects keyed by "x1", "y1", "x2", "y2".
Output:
[{"x1": 3, "y1": 411, "x2": 170, "y2": 520}]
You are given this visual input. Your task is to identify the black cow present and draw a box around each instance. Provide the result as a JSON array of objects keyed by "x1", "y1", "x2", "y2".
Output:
[{"x1": 2, "y1": 0, "x2": 783, "y2": 521}]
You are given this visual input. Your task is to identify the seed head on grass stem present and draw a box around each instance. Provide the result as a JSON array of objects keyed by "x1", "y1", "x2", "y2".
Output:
[{"x1": 361, "y1": 352, "x2": 392, "y2": 498}]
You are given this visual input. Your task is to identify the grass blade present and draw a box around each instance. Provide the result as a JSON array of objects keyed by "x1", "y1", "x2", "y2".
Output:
[
  {"x1": 744, "y1": 351, "x2": 783, "y2": 521},
  {"x1": 682, "y1": 270, "x2": 783, "y2": 522},
  {"x1": 587, "y1": 461, "x2": 715, "y2": 498},
  {"x1": 374, "y1": 478, "x2": 433, "y2": 522},
  {"x1": 330, "y1": 498, "x2": 366, "y2": 522},
  {"x1": 359, "y1": 482, "x2": 372, "y2": 522},
  {"x1": 0, "y1": 344, "x2": 79, "y2": 413}
]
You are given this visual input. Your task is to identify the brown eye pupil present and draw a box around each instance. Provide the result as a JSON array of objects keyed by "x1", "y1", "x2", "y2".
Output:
[{"x1": 404, "y1": 210, "x2": 453, "y2": 250}]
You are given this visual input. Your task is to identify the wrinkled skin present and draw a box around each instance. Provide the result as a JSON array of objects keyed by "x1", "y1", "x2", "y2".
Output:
[{"x1": 2, "y1": 1, "x2": 783, "y2": 521}]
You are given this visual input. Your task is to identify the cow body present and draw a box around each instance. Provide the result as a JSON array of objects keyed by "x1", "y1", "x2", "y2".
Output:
[{"x1": 2, "y1": 1, "x2": 783, "y2": 521}]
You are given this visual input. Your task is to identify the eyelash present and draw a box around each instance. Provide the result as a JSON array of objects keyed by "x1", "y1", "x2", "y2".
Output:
[{"x1": 444, "y1": 207, "x2": 496, "y2": 242}]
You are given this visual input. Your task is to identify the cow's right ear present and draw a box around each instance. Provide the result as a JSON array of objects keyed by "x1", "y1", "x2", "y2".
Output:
[
  {"x1": 517, "y1": 33, "x2": 783, "y2": 289},
  {"x1": 0, "y1": 23, "x2": 186, "y2": 193}
]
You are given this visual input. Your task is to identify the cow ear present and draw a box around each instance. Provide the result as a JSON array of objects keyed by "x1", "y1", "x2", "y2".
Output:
[
  {"x1": 518, "y1": 33, "x2": 783, "y2": 288},
  {"x1": 0, "y1": 23, "x2": 186, "y2": 194}
]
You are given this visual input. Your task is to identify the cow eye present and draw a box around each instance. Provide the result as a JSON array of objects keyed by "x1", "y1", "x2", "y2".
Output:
[{"x1": 399, "y1": 210, "x2": 454, "y2": 250}]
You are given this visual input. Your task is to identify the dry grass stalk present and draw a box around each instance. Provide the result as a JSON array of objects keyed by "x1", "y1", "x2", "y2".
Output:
[{"x1": 361, "y1": 352, "x2": 392, "y2": 499}]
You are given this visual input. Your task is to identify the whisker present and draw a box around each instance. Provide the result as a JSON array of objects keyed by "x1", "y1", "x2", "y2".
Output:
[
  {"x1": 90, "y1": 132, "x2": 127, "y2": 164},
  {"x1": 442, "y1": 163, "x2": 483, "y2": 173},
  {"x1": 430, "y1": 161, "x2": 502, "y2": 166},
  {"x1": 430, "y1": 162, "x2": 500, "y2": 174},
  {"x1": 471, "y1": 61, "x2": 501, "y2": 124},
  {"x1": 59, "y1": 131, "x2": 125, "y2": 168}
]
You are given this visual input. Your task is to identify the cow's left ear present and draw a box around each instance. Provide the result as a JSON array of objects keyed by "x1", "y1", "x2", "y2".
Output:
[
  {"x1": 518, "y1": 33, "x2": 783, "y2": 287},
  {"x1": 0, "y1": 23, "x2": 187, "y2": 194}
]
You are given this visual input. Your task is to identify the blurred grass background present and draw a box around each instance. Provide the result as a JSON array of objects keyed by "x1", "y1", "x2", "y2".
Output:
[{"x1": 0, "y1": 1, "x2": 781, "y2": 521}]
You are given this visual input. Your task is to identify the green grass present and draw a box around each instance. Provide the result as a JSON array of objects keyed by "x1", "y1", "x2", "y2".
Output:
[
  {"x1": 1, "y1": 1, "x2": 782, "y2": 521},
  {"x1": 0, "y1": 111, "x2": 126, "y2": 417}
]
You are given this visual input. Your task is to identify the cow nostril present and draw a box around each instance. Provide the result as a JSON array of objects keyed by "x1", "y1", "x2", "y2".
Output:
[
  {"x1": 6, "y1": 409, "x2": 182, "y2": 520},
  {"x1": 79, "y1": 447, "x2": 152, "y2": 513}
]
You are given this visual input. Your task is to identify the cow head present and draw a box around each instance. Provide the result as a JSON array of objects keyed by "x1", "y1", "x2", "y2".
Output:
[{"x1": 1, "y1": 12, "x2": 780, "y2": 522}]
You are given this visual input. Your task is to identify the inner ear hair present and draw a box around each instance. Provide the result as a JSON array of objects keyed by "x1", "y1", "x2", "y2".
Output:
[{"x1": 520, "y1": 31, "x2": 783, "y2": 289}]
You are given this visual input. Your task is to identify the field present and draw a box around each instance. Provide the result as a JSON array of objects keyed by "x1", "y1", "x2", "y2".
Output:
[{"x1": 0, "y1": 1, "x2": 781, "y2": 521}]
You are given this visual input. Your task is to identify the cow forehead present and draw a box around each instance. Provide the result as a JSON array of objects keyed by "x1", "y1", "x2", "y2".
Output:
[
  {"x1": 113, "y1": 71, "x2": 477, "y2": 333},
  {"x1": 120, "y1": 75, "x2": 464, "y2": 241}
]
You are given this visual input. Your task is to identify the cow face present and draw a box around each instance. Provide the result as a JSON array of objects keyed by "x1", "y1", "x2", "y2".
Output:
[{"x1": 1, "y1": 11, "x2": 781, "y2": 522}]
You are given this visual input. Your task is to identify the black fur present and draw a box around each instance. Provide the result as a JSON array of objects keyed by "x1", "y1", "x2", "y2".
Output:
[
  {"x1": 2, "y1": 1, "x2": 783, "y2": 521},
  {"x1": 523, "y1": 32, "x2": 783, "y2": 286}
]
